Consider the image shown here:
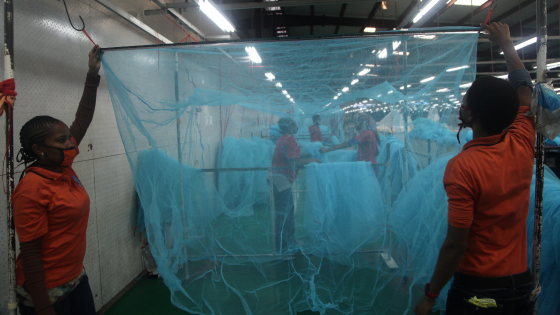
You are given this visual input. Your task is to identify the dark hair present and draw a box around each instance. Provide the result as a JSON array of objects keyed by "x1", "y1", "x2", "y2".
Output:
[
  {"x1": 466, "y1": 76, "x2": 519, "y2": 135},
  {"x1": 17, "y1": 115, "x2": 63, "y2": 165},
  {"x1": 278, "y1": 117, "x2": 296, "y2": 134},
  {"x1": 312, "y1": 114, "x2": 321, "y2": 123}
]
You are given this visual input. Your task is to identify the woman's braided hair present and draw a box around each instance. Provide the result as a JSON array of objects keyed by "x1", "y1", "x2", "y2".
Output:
[{"x1": 17, "y1": 115, "x2": 62, "y2": 166}]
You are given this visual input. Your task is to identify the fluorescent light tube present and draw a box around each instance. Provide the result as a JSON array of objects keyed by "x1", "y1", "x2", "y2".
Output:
[
  {"x1": 358, "y1": 68, "x2": 371, "y2": 76},
  {"x1": 500, "y1": 37, "x2": 537, "y2": 54},
  {"x1": 420, "y1": 76, "x2": 435, "y2": 83},
  {"x1": 378, "y1": 48, "x2": 387, "y2": 59},
  {"x1": 412, "y1": 0, "x2": 441, "y2": 23},
  {"x1": 446, "y1": 65, "x2": 470, "y2": 72},
  {"x1": 198, "y1": 0, "x2": 235, "y2": 33},
  {"x1": 245, "y1": 46, "x2": 262, "y2": 63}
]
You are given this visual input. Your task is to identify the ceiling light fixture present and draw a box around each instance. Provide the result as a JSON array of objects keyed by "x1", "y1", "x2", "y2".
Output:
[
  {"x1": 420, "y1": 76, "x2": 435, "y2": 83},
  {"x1": 245, "y1": 46, "x2": 262, "y2": 63},
  {"x1": 412, "y1": 0, "x2": 441, "y2": 23},
  {"x1": 197, "y1": 0, "x2": 235, "y2": 33},
  {"x1": 446, "y1": 65, "x2": 470, "y2": 72},
  {"x1": 358, "y1": 68, "x2": 371, "y2": 76},
  {"x1": 500, "y1": 37, "x2": 537, "y2": 54}
]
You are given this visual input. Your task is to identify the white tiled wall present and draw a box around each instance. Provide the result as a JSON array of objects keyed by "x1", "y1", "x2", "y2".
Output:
[{"x1": 0, "y1": 0, "x2": 199, "y2": 313}]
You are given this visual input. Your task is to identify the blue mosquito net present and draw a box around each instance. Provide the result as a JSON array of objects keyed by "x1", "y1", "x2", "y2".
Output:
[{"x1": 101, "y1": 27, "x2": 560, "y2": 314}]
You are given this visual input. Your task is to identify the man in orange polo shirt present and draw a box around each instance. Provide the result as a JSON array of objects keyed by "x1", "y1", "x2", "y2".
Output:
[{"x1": 414, "y1": 23, "x2": 535, "y2": 315}]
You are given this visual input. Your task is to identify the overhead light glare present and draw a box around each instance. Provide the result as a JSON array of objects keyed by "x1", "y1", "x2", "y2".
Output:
[
  {"x1": 364, "y1": 27, "x2": 377, "y2": 33},
  {"x1": 275, "y1": 82, "x2": 282, "y2": 88},
  {"x1": 500, "y1": 37, "x2": 537, "y2": 54},
  {"x1": 198, "y1": 0, "x2": 235, "y2": 33},
  {"x1": 459, "y1": 82, "x2": 472, "y2": 88},
  {"x1": 420, "y1": 76, "x2": 435, "y2": 83},
  {"x1": 393, "y1": 41, "x2": 401, "y2": 50},
  {"x1": 378, "y1": 48, "x2": 387, "y2": 59},
  {"x1": 436, "y1": 88, "x2": 449, "y2": 92},
  {"x1": 342, "y1": 87, "x2": 350, "y2": 92},
  {"x1": 414, "y1": 35, "x2": 436, "y2": 39},
  {"x1": 412, "y1": 0, "x2": 441, "y2": 23},
  {"x1": 446, "y1": 65, "x2": 470, "y2": 72},
  {"x1": 245, "y1": 46, "x2": 262, "y2": 63},
  {"x1": 358, "y1": 68, "x2": 371, "y2": 76},
  {"x1": 265, "y1": 72, "x2": 275, "y2": 80},
  {"x1": 351, "y1": 79, "x2": 359, "y2": 85},
  {"x1": 282, "y1": 90, "x2": 287, "y2": 95}
]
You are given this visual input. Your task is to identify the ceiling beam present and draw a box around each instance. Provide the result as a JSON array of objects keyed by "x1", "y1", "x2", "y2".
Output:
[
  {"x1": 168, "y1": 0, "x2": 414, "y2": 11},
  {"x1": 361, "y1": 2, "x2": 382, "y2": 32},
  {"x1": 235, "y1": 14, "x2": 405, "y2": 29},
  {"x1": 334, "y1": 4, "x2": 348, "y2": 34},
  {"x1": 455, "y1": 0, "x2": 494, "y2": 25},
  {"x1": 396, "y1": 1, "x2": 418, "y2": 28},
  {"x1": 488, "y1": 0, "x2": 534, "y2": 23},
  {"x1": 508, "y1": 3, "x2": 559, "y2": 36}
]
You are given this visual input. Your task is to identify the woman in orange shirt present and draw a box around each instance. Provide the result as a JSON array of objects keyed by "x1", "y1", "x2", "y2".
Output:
[{"x1": 13, "y1": 45, "x2": 100, "y2": 315}]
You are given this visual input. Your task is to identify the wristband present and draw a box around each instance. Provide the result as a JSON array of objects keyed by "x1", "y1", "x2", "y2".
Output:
[{"x1": 425, "y1": 283, "x2": 439, "y2": 299}]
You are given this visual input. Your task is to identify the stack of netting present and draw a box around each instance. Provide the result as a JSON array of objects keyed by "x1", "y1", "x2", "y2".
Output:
[{"x1": 101, "y1": 28, "x2": 559, "y2": 314}]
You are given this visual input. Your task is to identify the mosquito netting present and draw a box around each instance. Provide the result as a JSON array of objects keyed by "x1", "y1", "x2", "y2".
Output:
[{"x1": 100, "y1": 28, "x2": 559, "y2": 314}]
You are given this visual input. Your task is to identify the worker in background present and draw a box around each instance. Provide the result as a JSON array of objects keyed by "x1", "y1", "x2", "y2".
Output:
[
  {"x1": 414, "y1": 23, "x2": 535, "y2": 315},
  {"x1": 271, "y1": 117, "x2": 320, "y2": 255},
  {"x1": 13, "y1": 45, "x2": 101, "y2": 315},
  {"x1": 308, "y1": 114, "x2": 324, "y2": 143},
  {"x1": 320, "y1": 113, "x2": 380, "y2": 164}
]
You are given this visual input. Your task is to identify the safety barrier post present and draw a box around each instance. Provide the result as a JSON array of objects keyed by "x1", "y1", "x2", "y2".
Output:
[
  {"x1": 175, "y1": 53, "x2": 189, "y2": 280},
  {"x1": 4, "y1": 0, "x2": 16, "y2": 313},
  {"x1": 533, "y1": 0, "x2": 546, "y2": 313}
]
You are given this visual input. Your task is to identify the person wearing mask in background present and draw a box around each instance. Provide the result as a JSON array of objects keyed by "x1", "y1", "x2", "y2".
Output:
[
  {"x1": 320, "y1": 113, "x2": 379, "y2": 164},
  {"x1": 414, "y1": 23, "x2": 535, "y2": 315},
  {"x1": 308, "y1": 114, "x2": 324, "y2": 143},
  {"x1": 13, "y1": 45, "x2": 101, "y2": 315},
  {"x1": 271, "y1": 117, "x2": 320, "y2": 255}
]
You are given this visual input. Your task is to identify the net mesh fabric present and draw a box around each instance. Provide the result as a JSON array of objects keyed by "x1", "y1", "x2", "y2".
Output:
[{"x1": 101, "y1": 28, "x2": 559, "y2": 314}]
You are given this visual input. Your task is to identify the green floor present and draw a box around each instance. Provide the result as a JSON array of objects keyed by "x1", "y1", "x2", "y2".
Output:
[
  {"x1": 102, "y1": 272, "x2": 319, "y2": 315},
  {"x1": 101, "y1": 272, "x2": 441, "y2": 315}
]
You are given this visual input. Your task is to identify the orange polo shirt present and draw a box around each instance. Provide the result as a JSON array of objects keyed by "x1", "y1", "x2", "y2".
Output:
[
  {"x1": 443, "y1": 106, "x2": 534, "y2": 277},
  {"x1": 13, "y1": 145, "x2": 90, "y2": 289}
]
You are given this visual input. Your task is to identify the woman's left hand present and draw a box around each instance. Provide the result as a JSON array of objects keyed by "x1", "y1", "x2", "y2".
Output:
[{"x1": 88, "y1": 45, "x2": 101, "y2": 76}]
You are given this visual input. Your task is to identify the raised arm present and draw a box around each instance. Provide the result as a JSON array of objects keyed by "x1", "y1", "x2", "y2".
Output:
[
  {"x1": 69, "y1": 45, "x2": 101, "y2": 146},
  {"x1": 481, "y1": 23, "x2": 532, "y2": 107}
]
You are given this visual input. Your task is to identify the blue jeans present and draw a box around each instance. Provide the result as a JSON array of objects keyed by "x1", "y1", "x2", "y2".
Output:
[
  {"x1": 19, "y1": 275, "x2": 96, "y2": 315},
  {"x1": 446, "y1": 274, "x2": 535, "y2": 315}
]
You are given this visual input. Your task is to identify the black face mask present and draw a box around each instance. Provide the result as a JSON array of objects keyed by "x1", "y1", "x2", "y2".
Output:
[
  {"x1": 457, "y1": 105, "x2": 472, "y2": 144},
  {"x1": 39, "y1": 144, "x2": 77, "y2": 166}
]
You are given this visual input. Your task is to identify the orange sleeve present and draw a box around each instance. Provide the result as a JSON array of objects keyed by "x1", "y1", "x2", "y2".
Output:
[
  {"x1": 12, "y1": 182, "x2": 49, "y2": 243},
  {"x1": 443, "y1": 158, "x2": 475, "y2": 228},
  {"x1": 507, "y1": 106, "x2": 535, "y2": 151}
]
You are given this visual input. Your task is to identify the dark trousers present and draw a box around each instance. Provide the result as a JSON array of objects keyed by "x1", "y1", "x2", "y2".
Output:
[
  {"x1": 273, "y1": 185, "x2": 295, "y2": 253},
  {"x1": 446, "y1": 271, "x2": 535, "y2": 315},
  {"x1": 19, "y1": 275, "x2": 96, "y2": 315}
]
